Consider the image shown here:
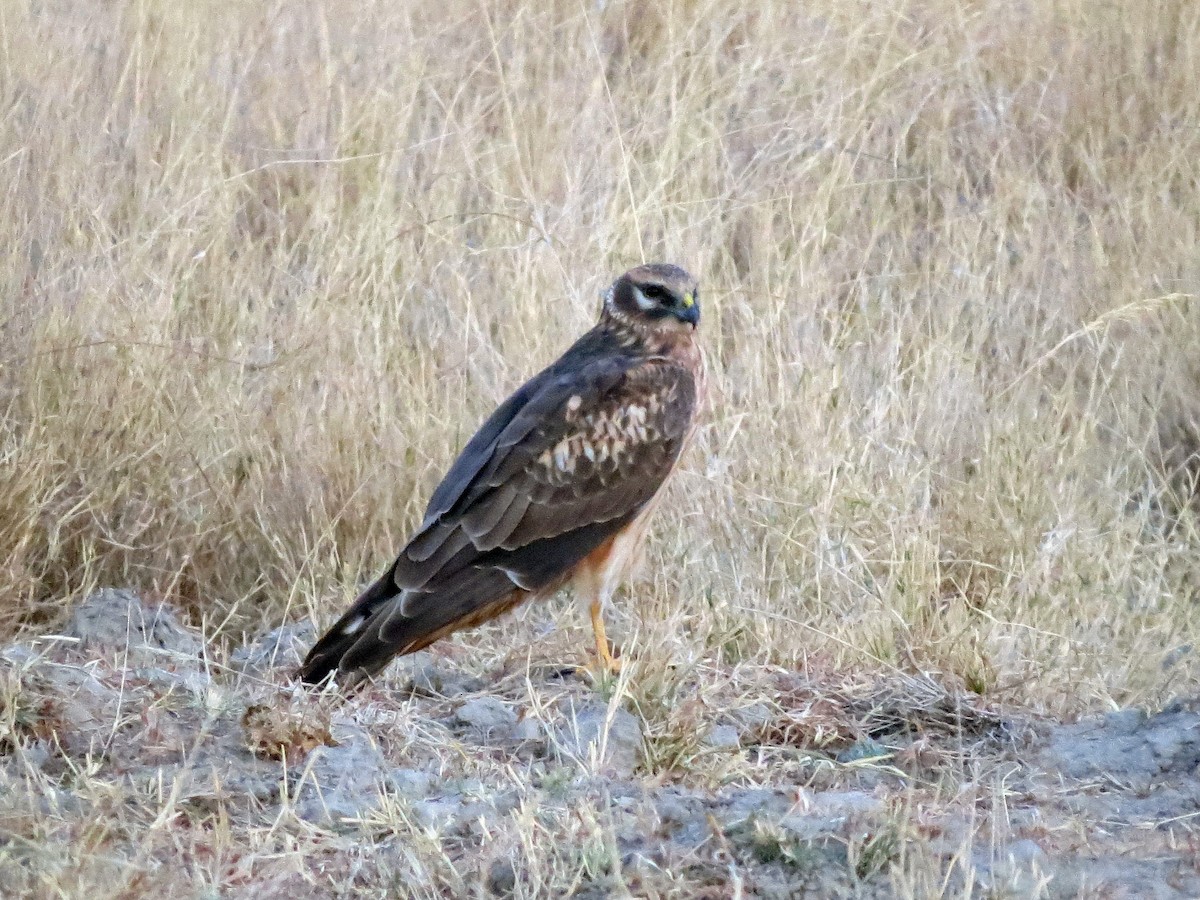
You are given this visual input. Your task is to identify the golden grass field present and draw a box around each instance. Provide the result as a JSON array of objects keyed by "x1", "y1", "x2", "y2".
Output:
[{"x1": 3, "y1": 0, "x2": 1200, "y2": 896}]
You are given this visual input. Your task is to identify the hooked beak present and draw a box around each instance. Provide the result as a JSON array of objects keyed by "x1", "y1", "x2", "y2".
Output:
[{"x1": 676, "y1": 292, "x2": 700, "y2": 327}]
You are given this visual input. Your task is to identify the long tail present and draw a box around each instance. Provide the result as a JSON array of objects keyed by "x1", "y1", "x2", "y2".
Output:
[
  {"x1": 297, "y1": 571, "x2": 401, "y2": 686},
  {"x1": 299, "y1": 541, "x2": 552, "y2": 687}
]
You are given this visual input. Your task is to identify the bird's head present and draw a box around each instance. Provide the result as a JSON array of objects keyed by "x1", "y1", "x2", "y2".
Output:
[{"x1": 605, "y1": 263, "x2": 700, "y2": 331}]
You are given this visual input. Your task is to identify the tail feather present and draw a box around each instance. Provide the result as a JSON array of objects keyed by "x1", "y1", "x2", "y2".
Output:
[
  {"x1": 297, "y1": 571, "x2": 400, "y2": 686},
  {"x1": 298, "y1": 563, "x2": 521, "y2": 687},
  {"x1": 298, "y1": 514, "x2": 636, "y2": 687}
]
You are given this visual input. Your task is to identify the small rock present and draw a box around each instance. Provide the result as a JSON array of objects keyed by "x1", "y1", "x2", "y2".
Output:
[
  {"x1": 1143, "y1": 710, "x2": 1200, "y2": 774},
  {"x1": 1146, "y1": 723, "x2": 1185, "y2": 762},
  {"x1": 454, "y1": 697, "x2": 518, "y2": 740},
  {"x1": 974, "y1": 838, "x2": 1051, "y2": 896},
  {"x1": 836, "y1": 738, "x2": 889, "y2": 764},
  {"x1": 293, "y1": 722, "x2": 389, "y2": 824},
  {"x1": 1103, "y1": 708, "x2": 1148, "y2": 735},
  {"x1": 486, "y1": 858, "x2": 517, "y2": 896},
  {"x1": 704, "y1": 724, "x2": 741, "y2": 749},
  {"x1": 0, "y1": 644, "x2": 37, "y2": 665},
  {"x1": 406, "y1": 656, "x2": 486, "y2": 697},
  {"x1": 458, "y1": 797, "x2": 513, "y2": 836},
  {"x1": 735, "y1": 703, "x2": 773, "y2": 733},
  {"x1": 412, "y1": 797, "x2": 464, "y2": 831},
  {"x1": 1006, "y1": 838, "x2": 1046, "y2": 867},
  {"x1": 64, "y1": 588, "x2": 201, "y2": 660},
  {"x1": 2, "y1": 739, "x2": 51, "y2": 771},
  {"x1": 488, "y1": 789, "x2": 521, "y2": 818},
  {"x1": 511, "y1": 716, "x2": 545, "y2": 744},
  {"x1": 778, "y1": 790, "x2": 884, "y2": 840},
  {"x1": 165, "y1": 757, "x2": 283, "y2": 808},
  {"x1": 0, "y1": 762, "x2": 83, "y2": 816},
  {"x1": 17, "y1": 660, "x2": 124, "y2": 756},
  {"x1": 129, "y1": 665, "x2": 209, "y2": 697},
  {"x1": 553, "y1": 700, "x2": 643, "y2": 776},
  {"x1": 721, "y1": 788, "x2": 793, "y2": 823},
  {"x1": 654, "y1": 789, "x2": 710, "y2": 846},
  {"x1": 1162, "y1": 644, "x2": 1191, "y2": 670},
  {"x1": 231, "y1": 622, "x2": 315, "y2": 674},
  {"x1": 388, "y1": 767, "x2": 434, "y2": 799}
]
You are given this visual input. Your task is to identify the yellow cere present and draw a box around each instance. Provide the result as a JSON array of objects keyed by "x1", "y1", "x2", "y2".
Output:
[{"x1": 682, "y1": 292, "x2": 695, "y2": 308}]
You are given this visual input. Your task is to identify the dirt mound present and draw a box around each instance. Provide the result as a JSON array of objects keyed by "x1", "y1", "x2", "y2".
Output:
[{"x1": 2, "y1": 590, "x2": 1198, "y2": 897}]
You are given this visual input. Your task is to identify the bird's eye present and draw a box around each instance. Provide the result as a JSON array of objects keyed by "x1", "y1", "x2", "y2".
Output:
[{"x1": 639, "y1": 284, "x2": 670, "y2": 303}]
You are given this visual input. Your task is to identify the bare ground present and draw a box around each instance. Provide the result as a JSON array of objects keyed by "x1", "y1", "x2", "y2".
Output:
[{"x1": 2, "y1": 590, "x2": 1197, "y2": 899}]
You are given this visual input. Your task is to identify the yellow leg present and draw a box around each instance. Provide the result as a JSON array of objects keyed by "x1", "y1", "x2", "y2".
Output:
[{"x1": 589, "y1": 596, "x2": 622, "y2": 674}]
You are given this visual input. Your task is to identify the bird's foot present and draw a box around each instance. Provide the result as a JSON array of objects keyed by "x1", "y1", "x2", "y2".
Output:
[
  {"x1": 588, "y1": 599, "x2": 622, "y2": 678},
  {"x1": 592, "y1": 640, "x2": 623, "y2": 676}
]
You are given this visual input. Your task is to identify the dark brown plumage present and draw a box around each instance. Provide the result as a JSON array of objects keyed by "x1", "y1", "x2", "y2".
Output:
[{"x1": 299, "y1": 263, "x2": 705, "y2": 688}]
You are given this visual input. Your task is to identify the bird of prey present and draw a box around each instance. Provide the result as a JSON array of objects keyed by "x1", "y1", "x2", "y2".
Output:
[{"x1": 298, "y1": 263, "x2": 705, "y2": 688}]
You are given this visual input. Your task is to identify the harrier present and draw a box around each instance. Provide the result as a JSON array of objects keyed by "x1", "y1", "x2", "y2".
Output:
[{"x1": 299, "y1": 264, "x2": 705, "y2": 688}]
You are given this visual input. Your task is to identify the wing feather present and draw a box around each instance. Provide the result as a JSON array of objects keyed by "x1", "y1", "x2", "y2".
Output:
[
  {"x1": 460, "y1": 483, "x2": 519, "y2": 539},
  {"x1": 399, "y1": 358, "x2": 695, "y2": 598},
  {"x1": 476, "y1": 491, "x2": 532, "y2": 551}
]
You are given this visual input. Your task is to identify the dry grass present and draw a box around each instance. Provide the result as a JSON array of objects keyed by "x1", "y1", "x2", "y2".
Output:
[{"x1": 3, "y1": 0, "x2": 1200, "y2": 895}]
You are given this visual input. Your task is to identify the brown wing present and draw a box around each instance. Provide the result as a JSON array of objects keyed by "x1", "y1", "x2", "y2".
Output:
[
  {"x1": 298, "y1": 340, "x2": 698, "y2": 685},
  {"x1": 396, "y1": 357, "x2": 696, "y2": 591}
]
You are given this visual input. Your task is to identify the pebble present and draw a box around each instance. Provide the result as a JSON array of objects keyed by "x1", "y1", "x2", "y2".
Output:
[
  {"x1": 553, "y1": 700, "x2": 644, "y2": 777},
  {"x1": 705, "y1": 724, "x2": 741, "y2": 749},
  {"x1": 454, "y1": 696, "x2": 518, "y2": 739}
]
